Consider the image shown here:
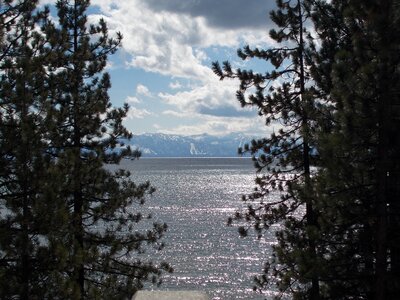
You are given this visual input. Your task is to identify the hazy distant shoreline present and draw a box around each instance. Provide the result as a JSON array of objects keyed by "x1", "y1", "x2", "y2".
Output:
[{"x1": 121, "y1": 133, "x2": 259, "y2": 158}]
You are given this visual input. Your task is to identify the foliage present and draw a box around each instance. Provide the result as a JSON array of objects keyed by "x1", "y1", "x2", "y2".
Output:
[
  {"x1": 213, "y1": 0, "x2": 322, "y2": 298},
  {"x1": 0, "y1": 1, "x2": 57, "y2": 298},
  {"x1": 311, "y1": 0, "x2": 400, "y2": 298},
  {"x1": 0, "y1": 1, "x2": 171, "y2": 299},
  {"x1": 215, "y1": 0, "x2": 400, "y2": 299}
]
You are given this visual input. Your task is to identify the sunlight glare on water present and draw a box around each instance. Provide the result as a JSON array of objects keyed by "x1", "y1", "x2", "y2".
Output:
[{"x1": 116, "y1": 158, "x2": 280, "y2": 300}]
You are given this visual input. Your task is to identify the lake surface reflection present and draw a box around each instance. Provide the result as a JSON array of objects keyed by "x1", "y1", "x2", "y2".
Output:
[{"x1": 119, "y1": 158, "x2": 277, "y2": 300}]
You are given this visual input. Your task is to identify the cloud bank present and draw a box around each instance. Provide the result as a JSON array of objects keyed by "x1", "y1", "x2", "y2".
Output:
[
  {"x1": 142, "y1": 0, "x2": 275, "y2": 29},
  {"x1": 41, "y1": 0, "x2": 276, "y2": 136}
]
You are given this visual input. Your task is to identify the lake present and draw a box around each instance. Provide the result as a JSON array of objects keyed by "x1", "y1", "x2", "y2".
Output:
[{"x1": 120, "y1": 157, "x2": 277, "y2": 300}]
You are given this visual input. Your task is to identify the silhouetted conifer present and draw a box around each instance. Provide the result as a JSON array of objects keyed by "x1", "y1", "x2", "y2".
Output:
[
  {"x1": 213, "y1": 0, "x2": 322, "y2": 298},
  {"x1": 215, "y1": 0, "x2": 400, "y2": 299},
  {"x1": 0, "y1": 1, "x2": 171, "y2": 298},
  {"x1": 42, "y1": 1, "x2": 172, "y2": 298},
  {"x1": 0, "y1": 1, "x2": 58, "y2": 298},
  {"x1": 311, "y1": 0, "x2": 400, "y2": 298}
]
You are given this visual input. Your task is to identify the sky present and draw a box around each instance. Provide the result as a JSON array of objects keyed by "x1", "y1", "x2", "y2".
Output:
[{"x1": 41, "y1": 0, "x2": 278, "y2": 136}]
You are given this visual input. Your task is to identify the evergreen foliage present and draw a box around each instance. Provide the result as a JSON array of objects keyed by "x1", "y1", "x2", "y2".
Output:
[
  {"x1": 0, "y1": 1, "x2": 56, "y2": 298},
  {"x1": 215, "y1": 0, "x2": 400, "y2": 299},
  {"x1": 311, "y1": 0, "x2": 400, "y2": 298},
  {"x1": 213, "y1": 0, "x2": 322, "y2": 298},
  {"x1": 0, "y1": 0, "x2": 171, "y2": 298}
]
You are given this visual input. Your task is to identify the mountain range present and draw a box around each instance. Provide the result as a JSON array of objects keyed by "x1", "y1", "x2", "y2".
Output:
[{"x1": 123, "y1": 133, "x2": 257, "y2": 157}]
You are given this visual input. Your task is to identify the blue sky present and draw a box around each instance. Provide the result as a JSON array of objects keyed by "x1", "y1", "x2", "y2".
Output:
[{"x1": 41, "y1": 0, "x2": 278, "y2": 136}]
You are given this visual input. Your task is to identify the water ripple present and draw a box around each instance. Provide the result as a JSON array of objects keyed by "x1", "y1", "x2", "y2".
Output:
[{"x1": 115, "y1": 158, "x2": 276, "y2": 300}]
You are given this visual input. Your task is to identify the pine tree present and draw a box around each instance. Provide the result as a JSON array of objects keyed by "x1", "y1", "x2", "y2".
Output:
[
  {"x1": 214, "y1": 0, "x2": 400, "y2": 298},
  {"x1": 0, "y1": 1, "x2": 58, "y2": 298},
  {"x1": 1, "y1": 0, "x2": 171, "y2": 298},
  {"x1": 41, "y1": 0, "x2": 171, "y2": 298},
  {"x1": 310, "y1": 0, "x2": 400, "y2": 298},
  {"x1": 213, "y1": 0, "x2": 322, "y2": 298}
]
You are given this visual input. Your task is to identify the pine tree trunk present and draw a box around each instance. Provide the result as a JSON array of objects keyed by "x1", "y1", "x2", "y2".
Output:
[
  {"x1": 73, "y1": 190, "x2": 84, "y2": 299},
  {"x1": 21, "y1": 192, "x2": 30, "y2": 300},
  {"x1": 72, "y1": 110, "x2": 85, "y2": 298},
  {"x1": 20, "y1": 81, "x2": 30, "y2": 300},
  {"x1": 21, "y1": 189, "x2": 30, "y2": 300},
  {"x1": 375, "y1": 160, "x2": 388, "y2": 300},
  {"x1": 72, "y1": 2, "x2": 84, "y2": 295},
  {"x1": 375, "y1": 1, "x2": 393, "y2": 299},
  {"x1": 72, "y1": 79, "x2": 85, "y2": 300},
  {"x1": 298, "y1": 1, "x2": 319, "y2": 298},
  {"x1": 386, "y1": 1, "x2": 400, "y2": 296}
]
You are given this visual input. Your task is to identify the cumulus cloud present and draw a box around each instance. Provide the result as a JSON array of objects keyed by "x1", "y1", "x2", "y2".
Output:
[
  {"x1": 157, "y1": 75, "x2": 263, "y2": 136},
  {"x1": 125, "y1": 96, "x2": 141, "y2": 104},
  {"x1": 36, "y1": 0, "x2": 278, "y2": 136},
  {"x1": 136, "y1": 84, "x2": 151, "y2": 97},
  {"x1": 40, "y1": 0, "x2": 276, "y2": 81},
  {"x1": 197, "y1": 104, "x2": 255, "y2": 118},
  {"x1": 39, "y1": 0, "x2": 55, "y2": 5},
  {"x1": 126, "y1": 107, "x2": 152, "y2": 119},
  {"x1": 92, "y1": 0, "x2": 275, "y2": 80},
  {"x1": 158, "y1": 78, "x2": 249, "y2": 117},
  {"x1": 73, "y1": 0, "x2": 276, "y2": 136},
  {"x1": 169, "y1": 81, "x2": 183, "y2": 90},
  {"x1": 162, "y1": 110, "x2": 187, "y2": 118},
  {"x1": 157, "y1": 115, "x2": 268, "y2": 137}
]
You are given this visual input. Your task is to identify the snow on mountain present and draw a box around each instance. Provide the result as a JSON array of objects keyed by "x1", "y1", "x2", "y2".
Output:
[
  {"x1": 126, "y1": 133, "x2": 257, "y2": 157},
  {"x1": 189, "y1": 143, "x2": 206, "y2": 155}
]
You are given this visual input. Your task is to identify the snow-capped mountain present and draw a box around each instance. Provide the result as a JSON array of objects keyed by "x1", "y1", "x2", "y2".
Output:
[{"x1": 124, "y1": 133, "x2": 257, "y2": 157}]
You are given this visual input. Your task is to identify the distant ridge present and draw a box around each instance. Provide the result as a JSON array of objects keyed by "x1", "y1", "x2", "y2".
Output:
[{"x1": 123, "y1": 133, "x2": 257, "y2": 157}]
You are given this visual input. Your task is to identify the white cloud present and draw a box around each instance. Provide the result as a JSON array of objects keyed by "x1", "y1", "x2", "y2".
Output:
[
  {"x1": 90, "y1": 0, "x2": 276, "y2": 136},
  {"x1": 38, "y1": 0, "x2": 274, "y2": 83},
  {"x1": 162, "y1": 110, "x2": 187, "y2": 118},
  {"x1": 92, "y1": 0, "x2": 272, "y2": 80},
  {"x1": 38, "y1": 0, "x2": 276, "y2": 136},
  {"x1": 194, "y1": 49, "x2": 208, "y2": 62},
  {"x1": 125, "y1": 96, "x2": 141, "y2": 104},
  {"x1": 158, "y1": 78, "x2": 245, "y2": 117},
  {"x1": 136, "y1": 84, "x2": 151, "y2": 97},
  {"x1": 169, "y1": 81, "x2": 183, "y2": 90},
  {"x1": 156, "y1": 115, "x2": 268, "y2": 137},
  {"x1": 126, "y1": 107, "x2": 152, "y2": 119},
  {"x1": 39, "y1": 0, "x2": 56, "y2": 5}
]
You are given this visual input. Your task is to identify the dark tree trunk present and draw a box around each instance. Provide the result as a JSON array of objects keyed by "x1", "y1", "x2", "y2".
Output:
[{"x1": 298, "y1": 1, "x2": 320, "y2": 298}]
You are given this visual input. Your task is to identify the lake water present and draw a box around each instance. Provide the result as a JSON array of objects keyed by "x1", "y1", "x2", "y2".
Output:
[{"x1": 120, "y1": 158, "x2": 277, "y2": 300}]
